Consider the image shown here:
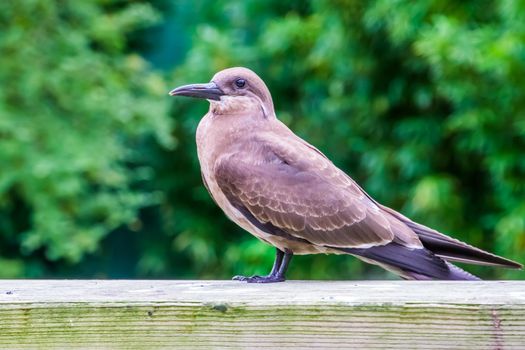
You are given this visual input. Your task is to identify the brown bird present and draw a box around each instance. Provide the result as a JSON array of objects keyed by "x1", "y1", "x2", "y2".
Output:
[{"x1": 170, "y1": 67, "x2": 522, "y2": 282}]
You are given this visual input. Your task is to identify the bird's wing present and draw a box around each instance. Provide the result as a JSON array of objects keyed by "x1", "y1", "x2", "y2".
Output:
[{"x1": 214, "y1": 133, "x2": 419, "y2": 248}]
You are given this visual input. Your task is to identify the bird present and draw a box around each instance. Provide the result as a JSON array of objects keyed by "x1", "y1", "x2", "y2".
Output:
[{"x1": 169, "y1": 67, "x2": 522, "y2": 282}]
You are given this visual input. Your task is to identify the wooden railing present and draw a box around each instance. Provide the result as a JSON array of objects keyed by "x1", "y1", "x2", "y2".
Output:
[{"x1": 1, "y1": 280, "x2": 524, "y2": 348}]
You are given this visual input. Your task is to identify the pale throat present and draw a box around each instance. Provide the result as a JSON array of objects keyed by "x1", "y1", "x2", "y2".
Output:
[{"x1": 209, "y1": 95, "x2": 261, "y2": 115}]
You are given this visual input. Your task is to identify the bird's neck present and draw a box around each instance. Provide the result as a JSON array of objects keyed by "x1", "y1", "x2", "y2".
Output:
[
  {"x1": 196, "y1": 109, "x2": 275, "y2": 171},
  {"x1": 210, "y1": 96, "x2": 273, "y2": 117}
]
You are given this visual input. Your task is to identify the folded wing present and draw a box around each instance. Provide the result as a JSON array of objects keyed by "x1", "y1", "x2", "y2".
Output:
[{"x1": 214, "y1": 135, "x2": 419, "y2": 249}]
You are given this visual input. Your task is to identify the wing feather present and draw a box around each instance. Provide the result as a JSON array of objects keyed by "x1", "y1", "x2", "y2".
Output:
[{"x1": 214, "y1": 136, "x2": 405, "y2": 248}]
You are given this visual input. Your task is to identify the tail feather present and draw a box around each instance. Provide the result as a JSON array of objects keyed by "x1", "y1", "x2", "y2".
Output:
[
  {"x1": 380, "y1": 205, "x2": 522, "y2": 269},
  {"x1": 446, "y1": 262, "x2": 482, "y2": 281},
  {"x1": 405, "y1": 220, "x2": 522, "y2": 269},
  {"x1": 336, "y1": 243, "x2": 481, "y2": 280}
]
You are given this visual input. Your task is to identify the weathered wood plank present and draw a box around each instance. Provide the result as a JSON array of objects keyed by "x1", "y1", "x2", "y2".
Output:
[{"x1": 0, "y1": 280, "x2": 524, "y2": 349}]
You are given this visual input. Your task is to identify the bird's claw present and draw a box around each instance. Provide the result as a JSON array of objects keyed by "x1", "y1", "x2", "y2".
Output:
[
  {"x1": 232, "y1": 274, "x2": 285, "y2": 283},
  {"x1": 232, "y1": 275, "x2": 254, "y2": 281}
]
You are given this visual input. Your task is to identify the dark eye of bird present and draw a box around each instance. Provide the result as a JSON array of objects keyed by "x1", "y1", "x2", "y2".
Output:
[{"x1": 235, "y1": 79, "x2": 246, "y2": 88}]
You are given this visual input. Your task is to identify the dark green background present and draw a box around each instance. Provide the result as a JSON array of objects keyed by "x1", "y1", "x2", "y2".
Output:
[{"x1": 1, "y1": 0, "x2": 523, "y2": 280}]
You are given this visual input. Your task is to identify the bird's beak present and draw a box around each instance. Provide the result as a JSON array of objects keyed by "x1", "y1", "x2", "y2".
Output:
[{"x1": 169, "y1": 82, "x2": 224, "y2": 101}]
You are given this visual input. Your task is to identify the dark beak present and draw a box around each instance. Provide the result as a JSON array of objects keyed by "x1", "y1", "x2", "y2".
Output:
[{"x1": 169, "y1": 82, "x2": 224, "y2": 101}]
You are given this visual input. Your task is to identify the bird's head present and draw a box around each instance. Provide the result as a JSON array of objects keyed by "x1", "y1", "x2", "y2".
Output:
[{"x1": 169, "y1": 67, "x2": 274, "y2": 117}]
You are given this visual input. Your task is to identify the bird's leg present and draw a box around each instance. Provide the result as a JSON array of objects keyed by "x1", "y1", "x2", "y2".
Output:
[
  {"x1": 276, "y1": 250, "x2": 292, "y2": 276},
  {"x1": 232, "y1": 248, "x2": 293, "y2": 283},
  {"x1": 267, "y1": 248, "x2": 284, "y2": 277}
]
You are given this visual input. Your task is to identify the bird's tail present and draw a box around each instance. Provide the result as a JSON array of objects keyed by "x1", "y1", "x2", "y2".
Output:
[
  {"x1": 402, "y1": 262, "x2": 480, "y2": 281},
  {"x1": 380, "y1": 205, "x2": 522, "y2": 269},
  {"x1": 338, "y1": 243, "x2": 481, "y2": 281}
]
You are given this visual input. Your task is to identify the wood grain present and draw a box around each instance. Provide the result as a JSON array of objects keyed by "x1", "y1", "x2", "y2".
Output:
[{"x1": 0, "y1": 280, "x2": 524, "y2": 349}]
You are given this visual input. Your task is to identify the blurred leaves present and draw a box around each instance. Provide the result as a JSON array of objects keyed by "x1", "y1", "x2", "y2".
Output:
[{"x1": 0, "y1": 0, "x2": 172, "y2": 272}]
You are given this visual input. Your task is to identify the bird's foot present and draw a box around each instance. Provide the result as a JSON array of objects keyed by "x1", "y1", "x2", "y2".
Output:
[{"x1": 232, "y1": 274, "x2": 285, "y2": 283}]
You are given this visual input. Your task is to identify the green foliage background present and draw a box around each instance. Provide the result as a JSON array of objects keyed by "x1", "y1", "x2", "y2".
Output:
[{"x1": 0, "y1": 0, "x2": 523, "y2": 279}]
